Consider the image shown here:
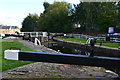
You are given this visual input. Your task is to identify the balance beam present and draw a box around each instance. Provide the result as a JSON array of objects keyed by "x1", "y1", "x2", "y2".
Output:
[{"x1": 4, "y1": 50, "x2": 120, "y2": 68}]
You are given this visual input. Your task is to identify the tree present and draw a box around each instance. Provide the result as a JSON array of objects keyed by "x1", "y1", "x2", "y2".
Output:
[
  {"x1": 43, "y1": 2, "x2": 50, "y2": 13},
  {"x1": 96, "y1": 2, "x2": 117, "y2": 32},
  {"x1": 72, "y1": 2, "x2": 101, "y2": 32},
  {"x1": 22, "y1": 1, "x2": 119, "y2": 33},
  {"x1": 116, "y1": 1, "x2": 120, "y2": 32},
  {"x1": 117, "y1": 1, "x2": 120, "y2": 27},
  {"x1": 38, "y1": 1, "x2": 73, "y2": 33},
  {"x1": 72, "y1": 2, "x2": 118, "y2": 33},
  {"x1": 21, "y1": 14, "x2": 39, "y2": 32}
]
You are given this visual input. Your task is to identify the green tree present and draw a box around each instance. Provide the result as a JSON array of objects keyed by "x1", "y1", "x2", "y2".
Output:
[
  {"x1": 116, "y1": 1, "x2": 120, "y2": 32},
  {"x1": 72, "y1": 2, "x2": 100, "y2": 32},
  {"x1": 72, "y1": 2, "x2": 117, "y2": 33},
  {"x1": 117, "y1": 1, "x2": 120, "y2": 27},
  {"x1": 21, "y1": 14, "x2": 39, "y2": 32},
  {"x1": 96, "y1": 2, "x2": 117, "y2": 32},
  {"x1": 38, "y1": 1, "x2": 73, "y2": 33},
  {"x1": 43, "y1": 2, "x2": 50, "y2": 13}
]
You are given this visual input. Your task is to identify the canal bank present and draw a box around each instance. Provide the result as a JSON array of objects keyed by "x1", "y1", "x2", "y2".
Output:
[
  {"x1": 2, "y1": 40, "x2": 119, "y2": 78},
  {"x1": 53, "y1": 38, "x2": 120, "y2": 57}
]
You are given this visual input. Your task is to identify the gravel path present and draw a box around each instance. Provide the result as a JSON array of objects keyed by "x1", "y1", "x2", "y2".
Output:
[
  {"x1": 18, "y1": 40, "x2": 58, "y2": 53},
  {"x1": 2, "y1": 40, "x2": 119, "y2": 79}
]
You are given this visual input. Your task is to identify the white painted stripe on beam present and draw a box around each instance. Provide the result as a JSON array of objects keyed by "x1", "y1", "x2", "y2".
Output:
[
  {"x1": 4, "y1": 50, "x2": 20, "y2": 60},
  {"x1": 1, "y1": 34, "x2": 5, "y2": 37}
]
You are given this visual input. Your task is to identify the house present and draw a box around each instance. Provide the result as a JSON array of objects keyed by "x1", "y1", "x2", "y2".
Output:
[{"x1": 0, "y1": 25, "x2": 21, "y2": 34}]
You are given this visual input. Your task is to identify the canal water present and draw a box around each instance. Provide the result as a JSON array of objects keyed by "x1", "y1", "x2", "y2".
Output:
[
  {"x1": 46, "y1": 42, "x2": 119, "y2": 58},
  {"x1": 44, "y1": 42, "x2": 120, "y2": 75}
]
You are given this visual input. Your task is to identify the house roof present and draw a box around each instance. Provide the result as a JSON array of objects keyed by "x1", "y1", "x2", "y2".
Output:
[{"x1": 0, "y1": 26, "x2": 19, "y2": 29}]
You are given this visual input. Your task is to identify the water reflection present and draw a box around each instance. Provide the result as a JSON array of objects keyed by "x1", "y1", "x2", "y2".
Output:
[
  {"x1": 46, "y1": 42, "x2": 119, "y2": 58},
  {"x1": 44, "y1": 42, "x2": 120, "y2": 76},
  {"x1": 47, "y1": 43, "x2": 90, "y2": 56}
]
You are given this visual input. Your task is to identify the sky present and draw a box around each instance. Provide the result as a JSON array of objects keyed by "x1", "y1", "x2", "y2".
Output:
[{"x1": 0, "y1": 0, "x2": 80, "y2": 28}]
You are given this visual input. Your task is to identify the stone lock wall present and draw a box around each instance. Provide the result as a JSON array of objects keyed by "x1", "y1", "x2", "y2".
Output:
[{"x1": 54, "y1": 38, "x2": 120, "y2": 57}]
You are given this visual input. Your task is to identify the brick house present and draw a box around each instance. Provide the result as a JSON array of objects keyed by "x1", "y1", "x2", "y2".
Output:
[{"x1": 0, "y1": 25, "x2": 20, "y2": 34}]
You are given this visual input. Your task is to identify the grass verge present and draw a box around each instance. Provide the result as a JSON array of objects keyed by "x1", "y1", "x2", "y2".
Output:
[
  {"x1": 1, "y1": 40, "x2": 34, "y2": 72},
  {"x1": 60, "y1": 38, "x2": 120, "y2": 48}
]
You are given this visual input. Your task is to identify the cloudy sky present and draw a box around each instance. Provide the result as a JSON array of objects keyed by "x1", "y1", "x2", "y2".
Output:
[{"x1": 0, "y1": 0, "x2": 80, "y2": 28}]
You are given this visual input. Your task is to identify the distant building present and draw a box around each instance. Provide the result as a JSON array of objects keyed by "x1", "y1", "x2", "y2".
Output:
[
  {"x1": 0, "y1": 24, "x2": 3, "y2": 26},
  {"x1": 0, "y1": 25, "x2": 20, "y2": 34}
]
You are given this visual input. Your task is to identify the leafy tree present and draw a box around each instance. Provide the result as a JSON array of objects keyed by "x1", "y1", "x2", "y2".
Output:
[
  {"x1": 117, "y1": 1, "x2": 120, "y2": 27},
  {"x1": 38, "y1": 1, "x2": 73, "y2": 33},
  {"x1": 22, "y1": 1, "x2": 119, "y2": 33},
  {"x1": 21, "y1": 14, "x2": 39, "y2": 32},
  {"x1": 116, "y1": 1, "x2": 120, "y2": 32},
  {"x1": 43, "y1": 2, "x2": 50, "y2": 13},
  {"x1": 72, "y1": 2, "x2": 118, "y2": 33},
  {"x1": 72, "y1": 2, "x2": 101, "y2": 32},
  {"x1": 96, "y1": 2, "x2": 117, "y2": 32}
]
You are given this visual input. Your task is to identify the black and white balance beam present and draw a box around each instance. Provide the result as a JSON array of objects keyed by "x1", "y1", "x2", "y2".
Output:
[{"x1": 4, "y1": 50, "x2": 120, "y2": 68}]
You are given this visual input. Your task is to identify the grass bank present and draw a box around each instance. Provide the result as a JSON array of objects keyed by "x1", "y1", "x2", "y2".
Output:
[
  {"x1": 1, "y1": 40, "x2": 34, "y2": 72},
  {"x1": 60, "y1": 38, "x2": 120, "y2": 48}
]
